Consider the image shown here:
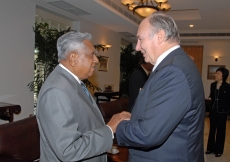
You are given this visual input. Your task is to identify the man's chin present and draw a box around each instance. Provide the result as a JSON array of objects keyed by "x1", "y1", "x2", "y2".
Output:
[
  {"x1": 88, "y1": 69, "x2": 95, "y2": 77},
  {"x1": 144, "y1": 58, "x2": 150, "y2": 63}
]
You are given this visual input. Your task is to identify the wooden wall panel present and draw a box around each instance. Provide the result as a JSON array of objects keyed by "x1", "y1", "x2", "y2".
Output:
[{"x1": 181, "y1": 45, "x2": 203, "y2": 75}]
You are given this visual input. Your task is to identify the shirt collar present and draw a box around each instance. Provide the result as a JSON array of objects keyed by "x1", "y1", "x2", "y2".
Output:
[
  {"x1": 152, "y1": 45, "x2": 180, "y2": 72},
  {"x1": 59, "y1": 63, "x2": 81, "y2": 84}
]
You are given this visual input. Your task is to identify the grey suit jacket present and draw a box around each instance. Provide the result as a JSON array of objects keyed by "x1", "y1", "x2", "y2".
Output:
[
  {"x1": 36, "y1": 65, "x2": 112, "y2": 162},
  {"x1": 116, "y1": 47, "x2": 205, "y2": 162}
]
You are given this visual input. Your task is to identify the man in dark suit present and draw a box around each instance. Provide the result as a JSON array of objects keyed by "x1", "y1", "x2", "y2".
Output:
[
  {"x1": 116, "y1": 13, "x2": 205, "y2": 162},
  {"x1": 36, "y1": 31, "x2": 130, "y2": 162},
  {"x1": 128, "y1": 60, "x2": 153, "y2": 112}
]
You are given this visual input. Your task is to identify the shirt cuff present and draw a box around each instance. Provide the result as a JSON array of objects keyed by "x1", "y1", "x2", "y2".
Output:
[{"x1": 106, "y1": 125, "x2": 114, "y2": 139}]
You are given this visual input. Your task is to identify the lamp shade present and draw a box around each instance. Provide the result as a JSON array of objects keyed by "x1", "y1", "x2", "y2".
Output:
[
  {"x1": 121, "y1": 0, "x2": 171, "y2": 17},
  {"x1": 155, "y1": 0, "x2": 168, "y2": 3},
  {"x1": 159, "y1": 3, "x2": 171, "y2": 10},
  {"x1": 105, "y1": 45, "x2": 112, "y2": 48},
  {"x1": 128, "y1": 3, "x2": 137, "y2": 10},
  {"x1": 121, "y1": 0, "x2": 135, "y2": 5},
  {"x1": 134, "y1": 6, "x2": 158, "y2": 17}
]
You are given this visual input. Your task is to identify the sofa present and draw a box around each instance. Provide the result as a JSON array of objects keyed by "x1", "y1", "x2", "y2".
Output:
[
  {"x1": 98, "y1": 98, "x2": 129, "y2": 124},
  {"x1": 0, "y1": 116, "x2": 40, "y2": 162},
  {"x1": 0, "y1": 98, "x2": 129, "y2": 161}
]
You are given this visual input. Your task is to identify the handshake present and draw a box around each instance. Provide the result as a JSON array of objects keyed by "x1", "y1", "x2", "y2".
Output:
[{"x1": 107, "y1": 111, "x2": 131, "y2": 133}]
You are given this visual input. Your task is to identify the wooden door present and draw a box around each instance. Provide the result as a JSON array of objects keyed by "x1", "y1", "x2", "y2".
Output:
[{"x1": 181, "y1": 45, "x2": 203, "y2": 75}]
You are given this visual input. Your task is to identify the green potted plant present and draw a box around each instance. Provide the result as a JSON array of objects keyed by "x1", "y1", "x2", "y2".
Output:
[{"x1": 119, "y1": 43, "x2": 143, "y2": 97}]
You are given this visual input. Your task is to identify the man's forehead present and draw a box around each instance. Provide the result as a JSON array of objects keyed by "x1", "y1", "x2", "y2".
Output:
[
  {"x1": 84, "y1": 40, "x2": 94, "y2": 48},
  {"x1": 137, "y1": 27, "x2": 150, "y2": 38},
  {"x1": 84, "y1": 39, "x2": 92, "y2": 45}
]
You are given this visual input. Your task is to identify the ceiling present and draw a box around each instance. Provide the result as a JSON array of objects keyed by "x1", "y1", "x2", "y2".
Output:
[{"x1": 32, "y1": 0, "x2": 230, "y2": 41}]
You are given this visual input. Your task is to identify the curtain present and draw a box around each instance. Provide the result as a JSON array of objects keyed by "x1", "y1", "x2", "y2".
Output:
[{"x1": 181, "y1": 45, "x2": 203, "y2": 75}]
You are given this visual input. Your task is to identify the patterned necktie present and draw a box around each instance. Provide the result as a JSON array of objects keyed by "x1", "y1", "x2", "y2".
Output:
[
  {"x1": 80, "y1": 82, "x2": 97, "y2": 108},
  {"x1": 80, "y1": 82, "x2": 91, "y2": 100}
]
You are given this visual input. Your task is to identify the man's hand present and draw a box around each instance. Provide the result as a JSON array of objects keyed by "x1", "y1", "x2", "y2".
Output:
[{"x1": 107, "y1": 111, "x2": 131, "y2": 133}]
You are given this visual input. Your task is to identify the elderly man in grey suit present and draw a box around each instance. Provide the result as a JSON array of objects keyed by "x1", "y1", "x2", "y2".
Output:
[
  {"x1": 116, "y1": 13, "x2": 205, "y2": 162},
  {"x1": 36, "y1": 31, "x2": 130, "y2": 162}
]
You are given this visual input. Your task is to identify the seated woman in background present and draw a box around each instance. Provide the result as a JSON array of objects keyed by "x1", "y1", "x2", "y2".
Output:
[{"x1": 206, "y1": 67, "x2": 230, "y2": 157}]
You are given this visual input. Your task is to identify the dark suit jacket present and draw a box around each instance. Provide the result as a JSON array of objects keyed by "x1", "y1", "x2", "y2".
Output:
[
  {"x1": 128, "y1": 66, "x2": 148, "y2": 112},
  {"x1": 36, "y1": 65, "x2": 112, "y2": 162},
  {"x1": 210, "y1": 81, "x2": 230, "y2": 113},
  {"x1": 116, "y1": 47, "x2": 205, "y2": 162}
]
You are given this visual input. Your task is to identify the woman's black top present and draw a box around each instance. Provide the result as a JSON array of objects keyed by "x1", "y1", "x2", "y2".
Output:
[{"x1": 210, "y1": 81, "x2": 230, "y2": 113}]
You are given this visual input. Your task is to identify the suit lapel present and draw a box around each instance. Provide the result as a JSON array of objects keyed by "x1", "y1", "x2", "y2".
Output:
[
  {"x1": 75, "y1": 82, "x2": 105, "y2": 124},
  {"x1": 55, "y1": 66, "x2": 105, "y2": 124}
]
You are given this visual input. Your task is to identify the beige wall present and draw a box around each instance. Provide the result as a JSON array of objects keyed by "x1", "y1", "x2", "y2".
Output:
[{"x1": 78, "y1": 20, "x2": 121, "y2": 94}]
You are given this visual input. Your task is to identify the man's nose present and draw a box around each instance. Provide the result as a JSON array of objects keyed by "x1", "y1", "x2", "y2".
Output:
[
  {"x1": 94, "y1": 55, "x2": 99, "y2": 63},
  {"x1": 135, "y1": 41, "x2": 141, "y2": 51}
]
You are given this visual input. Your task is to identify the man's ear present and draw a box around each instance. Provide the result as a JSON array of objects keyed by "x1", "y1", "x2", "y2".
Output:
[
  {"x1": 69, "y1": 52, "x2": 78, "y2": 67},
  {"x1": 157, "y1": 29, "x2": 165, "y2": 44}
]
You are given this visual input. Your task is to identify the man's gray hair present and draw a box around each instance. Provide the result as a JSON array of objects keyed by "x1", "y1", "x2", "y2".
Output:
[
  {"x1": 57, "y1": 31, "x2": 92, "y2": 62},
  {"x1": 148, "y1": 12, "x2": 180, "y2": 44}
]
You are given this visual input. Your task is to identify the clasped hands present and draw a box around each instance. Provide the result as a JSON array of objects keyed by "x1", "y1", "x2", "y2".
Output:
[{"x1": 107, "y1": 111, "x2": 131, "y2": 133}]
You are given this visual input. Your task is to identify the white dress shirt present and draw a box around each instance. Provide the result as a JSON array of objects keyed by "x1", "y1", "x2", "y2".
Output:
[{"x1": 152, "y1": 45, "x2": 180, "y2": 72}]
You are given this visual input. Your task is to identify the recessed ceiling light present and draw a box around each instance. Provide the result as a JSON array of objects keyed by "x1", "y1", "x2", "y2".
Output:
[{"x1": 190, "y1": 25, "x2": 194, "y2": 28}]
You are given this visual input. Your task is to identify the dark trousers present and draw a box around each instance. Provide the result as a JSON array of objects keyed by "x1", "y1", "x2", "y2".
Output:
[{"x1": 207, "y1": 110, "x2": 228, "y2": 154}]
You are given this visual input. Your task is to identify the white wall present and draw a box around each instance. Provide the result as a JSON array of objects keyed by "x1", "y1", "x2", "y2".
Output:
[
  {"x1": 182, "y1": 39, "x2": 230, "y2": 98},
  {"x1": 36, "y1": 8, "x2": 73, "y2": 29},
  {"x1": 0, "y1": 0, "x2": 35, "y2": 124},
  {"x1": 201, "y1": 40, "x2": 230, "y2": 97}
]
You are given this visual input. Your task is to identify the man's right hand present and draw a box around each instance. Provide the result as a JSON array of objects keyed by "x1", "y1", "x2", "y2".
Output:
[{"x1": 107, "y1": 111, "x2": 131, "y2": 133}]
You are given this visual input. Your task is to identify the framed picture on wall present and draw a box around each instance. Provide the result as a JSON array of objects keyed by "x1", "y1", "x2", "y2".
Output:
[
  {"x1": 98, "y1": 56, "x2": 109, "y2": 72},
  {"x1": 207, "y1": 65, "x2": 225, "y2": 80}
]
